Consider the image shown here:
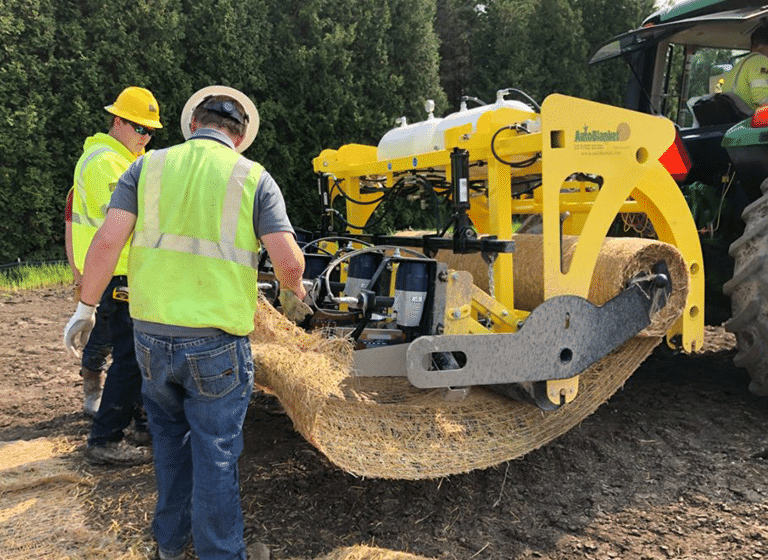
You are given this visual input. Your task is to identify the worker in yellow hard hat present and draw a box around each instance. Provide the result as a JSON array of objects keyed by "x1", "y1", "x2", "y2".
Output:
[
  {"x1": 66, "y1": 86, "x2": 162, "y2": 466},
  {"x1": 64, "y1": 85, "x2": 307, "y2": 560}
]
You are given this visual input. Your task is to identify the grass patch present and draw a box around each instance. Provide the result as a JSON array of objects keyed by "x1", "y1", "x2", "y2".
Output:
[{"x1": 0, "y1": 262, "x2": 73, "y2": 291}]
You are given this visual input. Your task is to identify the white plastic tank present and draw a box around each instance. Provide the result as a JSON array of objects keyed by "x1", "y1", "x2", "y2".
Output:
[
  {"x1": 376, "y1": 90, "x2": 537, "y2": 161},
  {"x1": 377, "y1": 100, "x2": 444, "y2": 160},
  {"x1": 434, "y1": 89, "x2": 536, "y2": 148}
]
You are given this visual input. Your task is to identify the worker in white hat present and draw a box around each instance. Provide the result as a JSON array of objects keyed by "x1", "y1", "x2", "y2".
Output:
[{"x1": 64, "y1": 85, "x2": 309, "y2": 560}]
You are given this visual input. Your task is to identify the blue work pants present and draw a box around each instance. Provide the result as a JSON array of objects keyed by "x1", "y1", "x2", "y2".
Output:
[
  {"x1": 87, "y1": 276, "x2": 145, "y2": 446},
  {"x1": 135, "y1": 330, "x2": 254, "y2": 560}
]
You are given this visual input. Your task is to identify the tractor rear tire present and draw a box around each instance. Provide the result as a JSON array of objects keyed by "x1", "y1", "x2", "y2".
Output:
[{"x1": 724, "y1": 177, "x2": 768, "y2": 396}]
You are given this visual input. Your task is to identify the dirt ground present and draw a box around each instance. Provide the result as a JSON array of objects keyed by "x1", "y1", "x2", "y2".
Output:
[{"x1": 1, "y1": 286, "x2": 767, "y2": 560}]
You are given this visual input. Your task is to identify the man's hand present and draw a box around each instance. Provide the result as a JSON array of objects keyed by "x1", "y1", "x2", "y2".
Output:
[
  {"x1": 64, "y1": 301, "x2": 97, "y2": 358},
  {"x1": 278, "y1": 289, "x2": 313, "y2": 324}
]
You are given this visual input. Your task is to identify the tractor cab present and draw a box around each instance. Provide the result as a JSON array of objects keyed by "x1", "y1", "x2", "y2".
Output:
[{"x1": 590, "y1": 0, "x2": 768, "y2": 198}]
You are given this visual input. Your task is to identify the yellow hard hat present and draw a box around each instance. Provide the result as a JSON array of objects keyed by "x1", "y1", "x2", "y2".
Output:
[{"x1": 104, "y1": 86, "x2": 163, "y2": 129}]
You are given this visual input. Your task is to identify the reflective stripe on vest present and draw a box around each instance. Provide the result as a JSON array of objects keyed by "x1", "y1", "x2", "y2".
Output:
[
  {"x1": 70, "y1": 147, "x2": 112, "y2": 228},
  {"x1": 71, "y1": 141, "x2": 136, "y2": 275},
  {"x1": 724, "y1": 53, "x2": 768, "y2": 110},
  {"x1": 132, "y1": 150, "x2": 261, "y2": 269}
]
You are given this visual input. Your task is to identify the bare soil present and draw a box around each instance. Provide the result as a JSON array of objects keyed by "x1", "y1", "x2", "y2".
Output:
[{"x1": 2, "y1": 286, "x2": 768, "y2": 559}]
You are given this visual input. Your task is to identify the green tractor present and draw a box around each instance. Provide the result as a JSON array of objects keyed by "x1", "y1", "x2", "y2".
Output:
[{"x1": 591, "y1": 0, "x2": 768, "y2": 395}]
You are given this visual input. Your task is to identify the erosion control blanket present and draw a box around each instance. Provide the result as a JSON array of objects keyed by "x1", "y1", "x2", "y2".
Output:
[
  {"x1": 249, "y1": 236, "x2": 689, "y2": 479},
  {"x1": 0, "y1": 438, "x2": 141, "y2": 560},
  {"x1": 318, "y1": 545, "x2": 437, "y2": 559}
]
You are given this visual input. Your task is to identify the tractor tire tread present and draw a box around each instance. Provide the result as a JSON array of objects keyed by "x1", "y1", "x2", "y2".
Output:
[{"x1": 726, "y1": 177, "x2": 768, "y2": 396}]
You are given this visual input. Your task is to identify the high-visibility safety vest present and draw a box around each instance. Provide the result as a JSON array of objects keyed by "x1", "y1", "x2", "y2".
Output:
[
  {"x1": 71, "y1": 133, "x2": 138, "y2": 275},
  {"x1": 722, "y1": 52, "x2": 768, "y2": 110},
  {"x1": 129, "y1": 139, "x2": 264, "y2": 336}
]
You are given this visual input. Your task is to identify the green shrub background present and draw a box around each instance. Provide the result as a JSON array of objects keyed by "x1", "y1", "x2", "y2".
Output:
[{"x1": 0, "y1": 0, "x2": 653, "y2": 263}]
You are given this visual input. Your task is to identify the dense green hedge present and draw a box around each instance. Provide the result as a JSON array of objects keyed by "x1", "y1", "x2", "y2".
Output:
[{"x1": 0, "y1": 0, "x2": 652, "y2": 263}]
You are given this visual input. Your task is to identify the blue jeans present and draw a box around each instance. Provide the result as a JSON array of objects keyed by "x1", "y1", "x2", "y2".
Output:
[
  {"x1": 81, "y1": 304, "x2": 112, "y2": 372},
  {"x1": 134, "y1": 330, "x2": 254, "y2": 560},
  {"x1": 88, "y1": 276, "x2": 145, "y2": 446}
]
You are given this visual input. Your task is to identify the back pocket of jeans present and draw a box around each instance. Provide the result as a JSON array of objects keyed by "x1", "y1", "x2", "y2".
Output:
[
  {"x1": 188, "y1": 342, "x2": 239, "y2": 398},
  {"x1": 135, "y1": 338, "x2": 152, "y2": 382}
]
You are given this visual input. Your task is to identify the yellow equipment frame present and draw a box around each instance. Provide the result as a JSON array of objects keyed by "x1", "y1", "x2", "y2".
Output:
[{"x1": 313, "y1": 94, "x2": 705, "y2": 380}]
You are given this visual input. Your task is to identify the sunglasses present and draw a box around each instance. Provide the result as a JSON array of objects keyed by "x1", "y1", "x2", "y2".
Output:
[{"x1": 123, "y1": 118, "x2": 155, "y2": 137}]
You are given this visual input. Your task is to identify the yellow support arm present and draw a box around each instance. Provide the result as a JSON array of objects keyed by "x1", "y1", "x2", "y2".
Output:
[{"x1": 540, "y1": 94, "x2": 703, "y2": 352}]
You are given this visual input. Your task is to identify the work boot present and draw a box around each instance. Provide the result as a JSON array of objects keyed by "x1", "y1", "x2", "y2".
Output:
[
  {"x1": 81, "y1": 367, "x2": 105, "y2": 417},
  {"x1": 132, "y1": 429, "x2": 152, "y2": 447},
  {"x1": 85, "y1": 440, "x2": 152, "y2": 466},
  {"x1": 247, "y1": 542, "x2": 271, "y2": 560},
  {"x1": 153, "y1": 548, "x2": 187, "y2": 560}
]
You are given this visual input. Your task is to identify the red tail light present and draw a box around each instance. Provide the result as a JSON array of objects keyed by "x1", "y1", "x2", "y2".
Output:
[
  {"x1": 751, "y1": 105, "x2": 768, "y2": 128},
  {"x1": 659, "y1": 129, "x2": 692, "y2": 181}
]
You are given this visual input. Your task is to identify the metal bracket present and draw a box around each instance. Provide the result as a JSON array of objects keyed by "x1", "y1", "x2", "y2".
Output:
[{"x1": 404, "y1": 265, "x2": 671, "y2": 388}]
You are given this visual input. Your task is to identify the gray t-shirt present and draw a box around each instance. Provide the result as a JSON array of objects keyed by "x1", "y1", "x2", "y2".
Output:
[
  {"x1": 110, "y1": 128, "x2": 296, "y2": 337},
  {"x1": 110, "y1": 128, "x2": 294, "y2": 239}
]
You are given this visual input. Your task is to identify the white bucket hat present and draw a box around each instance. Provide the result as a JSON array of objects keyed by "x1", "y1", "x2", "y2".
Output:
[{"x1": 180, "y1": 85, "x2": 260, "y2": 153}]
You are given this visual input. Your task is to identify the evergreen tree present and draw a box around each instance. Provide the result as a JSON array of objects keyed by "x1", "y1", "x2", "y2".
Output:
[
  {"x1": 50, "y1": 0, "x2": 187, "y2": 152},
  {"x1": 254, "y1": 0, "x2": 447, "y2": 230},
  {"x1": 525, "y1": 0, "x2": 591, "y2": 101},
  {"x1": 256, "y1": 0, "x2": 379, "y2": 228},
  {"x1": 0, "y1": 0, "x2": 58, "y2": 262},
  {"x1": 388, "y1": 0, "x2": 447, "y2": 119},
  {"x1": 576, "y1": 0, "x2": 656, "y2": 105},
  {"x1": 458, "y1": 0, "x2": 655, "y2": 108},
  {"x1": 435, "y1": 0, "x2": 476, "y2": 110},
  {"x1": 469, "y1": 0, "x2": 537, "y2": 105},
  {"x1": 0, "y1": 0, "x2": 187, "y2": 263},
  {"x1": 0, "y1": 0, "x2": 666, "y2": 261},
  {"x1": 181, "y1": 0, "x2": 271, "y2": 139}
]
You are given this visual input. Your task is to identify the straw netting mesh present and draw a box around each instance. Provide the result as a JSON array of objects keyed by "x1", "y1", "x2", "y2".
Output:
[
  {"x1": 435, "y1": 234, "x2": 687, "y2": 338},
  {"x1": 317, "y1": 545, "x2": 437, "y2": 560},
  {"x1": 0, "y1": 438, "x2": 143, "y2": 560},
  {"x1": 250, "y1": 236, "x2": 689, "y2": 480}
]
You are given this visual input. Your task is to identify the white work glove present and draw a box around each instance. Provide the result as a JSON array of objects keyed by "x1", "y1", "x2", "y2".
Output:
[
  {"x1": 278, "y1": 289, "x2": 313, "y2": 324},
  {"x1": 64, "y1": 301, "x2": 97, "y2": 359}
]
